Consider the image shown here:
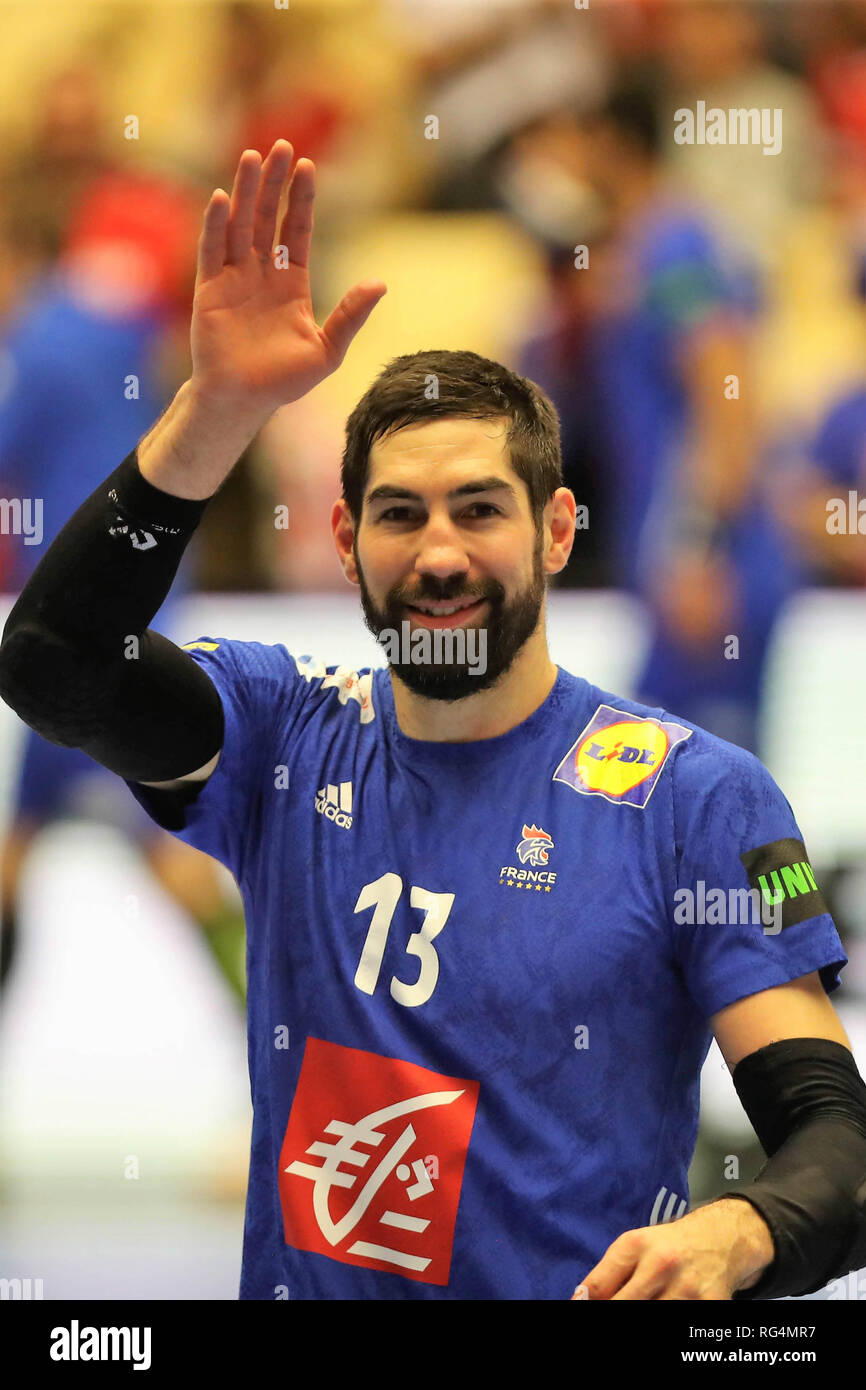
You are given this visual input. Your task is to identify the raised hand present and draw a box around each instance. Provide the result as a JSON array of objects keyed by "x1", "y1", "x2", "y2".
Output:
[{"x1": 191, "y1": 140, "x2": 387, "y2": 416}]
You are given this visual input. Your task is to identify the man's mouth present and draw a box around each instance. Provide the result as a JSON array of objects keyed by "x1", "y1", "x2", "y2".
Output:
[{"x1": 403, "y1": 597, "x2": 487, "y2": 629}]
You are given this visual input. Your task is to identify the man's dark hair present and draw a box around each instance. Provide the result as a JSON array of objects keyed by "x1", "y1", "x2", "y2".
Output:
[{"x1": 340, "y1": 349, "x2": 563, "y2": 525}]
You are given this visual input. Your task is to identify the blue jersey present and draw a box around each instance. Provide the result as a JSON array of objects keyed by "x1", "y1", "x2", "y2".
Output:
[
  {"x1": 0, "y1": 273, "x2": 185, "y2": 613},
  {"x1": 590, "y1": 200, "x2": 759, "y2": 590},
  {"x1": 126, "y1": 639, "x2": 846, "y2": 1300}
]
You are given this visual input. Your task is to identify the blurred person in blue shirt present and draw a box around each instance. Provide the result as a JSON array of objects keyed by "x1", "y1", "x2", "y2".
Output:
[
  {"x1": 771, "y1": 390, "x2": 866, "y2": 590},
  {"x1": 767, "y1": 174, "x2": 866, "y2": 590},
  {"x1": 0, "y1": 171, "x2": 246, "y2": 1006},
  {"x1": 518, "y1": 83, "x2": 796, "y2": 754},
  {"x1": 517, "y1": 241, "x2": 611, "y2": 590}
]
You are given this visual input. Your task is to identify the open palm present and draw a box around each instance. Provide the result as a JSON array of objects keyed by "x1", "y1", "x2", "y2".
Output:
[{"x1": 191, "y1": 140, "x2": 386, "y2": 415}]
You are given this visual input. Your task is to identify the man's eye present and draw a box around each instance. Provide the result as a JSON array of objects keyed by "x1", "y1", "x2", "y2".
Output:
[{"x1": 376, "y1": 502, "x2": 500, "y2": 522}]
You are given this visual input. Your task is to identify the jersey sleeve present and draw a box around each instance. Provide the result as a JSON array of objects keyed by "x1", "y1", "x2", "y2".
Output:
[
  {"x1": 124, "y1": 636, "x2": 297, "y2": 885},
  {"x1": 669, "y1": 734, "x2": 847, "y2": 1020}
]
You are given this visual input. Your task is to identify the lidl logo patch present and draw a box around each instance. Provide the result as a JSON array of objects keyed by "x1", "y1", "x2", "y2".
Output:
[{"x1": 553, "y1": 704, "x2": 692, "y2": 808}]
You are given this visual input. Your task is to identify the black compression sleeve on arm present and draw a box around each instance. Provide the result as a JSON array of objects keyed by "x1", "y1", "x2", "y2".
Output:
[
  {"x1": 0, "y1": 447, "x2": 225, "y2": 782},
  {"x1": 716, "y1": 1038, "x2": 866, "y2": 1301}
]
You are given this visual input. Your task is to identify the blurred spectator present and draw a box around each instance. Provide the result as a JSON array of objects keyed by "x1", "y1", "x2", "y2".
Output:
[
  {"x1": 389, "y1": 0, "x2": 608, "y2": 211},
  {"x1": 0, "y1": 60, "x2": 111, "y2": 276},
  {"x1": 771, "y1": 392, "x2": 866, "y2": 588},
  {"x1": 655, "y1": 0, "x2": 823, "y2": 276},
  {"x1": 518, "y1": 249, "x2": 611, "y2": 589},
  {"x1": 166, "y1": 2, "x2": 402, "y2": 218},
  {"x1": 0, "y1": 169, "x2": 200, "y2": 592},
  {"x1": 803, "y1": 0, "x2": 866, "y2": 154},
  {"x1": 0, "y1": 168, "x2": 246, "y2": 1006},
  {"x1": 494, "y1": 106, "x2": 610, "y2": 589},
  {"x1": 572, "y1": 80, "x2": 794, "y2": 752}
]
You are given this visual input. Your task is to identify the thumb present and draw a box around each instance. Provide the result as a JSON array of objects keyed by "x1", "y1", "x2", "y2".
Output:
[{"x1": 320, "y1": 280, "x2": 387, "y2": 363}]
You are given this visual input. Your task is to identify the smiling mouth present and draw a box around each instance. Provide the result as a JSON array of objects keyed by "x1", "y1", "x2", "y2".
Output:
[{"x1": 404, "y1": 597, "x2": 487, "y2": 629}]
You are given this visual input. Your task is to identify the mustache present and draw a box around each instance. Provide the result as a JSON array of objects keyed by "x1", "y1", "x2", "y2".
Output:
[{"x1": 390, "y1": 576, "x2": 505, "y2": 605}]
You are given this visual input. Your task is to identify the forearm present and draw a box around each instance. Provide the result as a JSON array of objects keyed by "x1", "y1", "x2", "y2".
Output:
[
  {"x1": 137, "y1": 377, "x2": 270, "y2": 500},
  {"x1": 719, "y1": 1038, "x2": 866, "y2": 1301},
  {"x1": 694, "y1": 1197, "x2": 775, "y2": 1293}
]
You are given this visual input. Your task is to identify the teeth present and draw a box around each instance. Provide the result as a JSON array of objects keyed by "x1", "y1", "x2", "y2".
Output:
[{"x1": 412, "y1": 600, "x2": 477, "y2": 616}]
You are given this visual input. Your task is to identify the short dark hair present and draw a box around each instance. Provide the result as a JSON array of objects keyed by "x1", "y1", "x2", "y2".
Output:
[{"x1": 340, "y1": 349, "x2": 563, "y2": 525}]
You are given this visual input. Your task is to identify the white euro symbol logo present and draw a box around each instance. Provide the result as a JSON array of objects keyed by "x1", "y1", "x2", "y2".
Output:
[{"x1": 285, "y1": 1089, "x2": 463, "y2": 1271}]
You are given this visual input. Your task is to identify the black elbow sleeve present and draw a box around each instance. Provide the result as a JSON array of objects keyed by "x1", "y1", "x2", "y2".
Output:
[
  {"x1": 0, "y1": 623, "x2": 225, "y2": 782},
  {"x1": 722, "y1": 1038, "x2": 866, "y2": 1301},
  {"x1": 0, "y1": 446, "x2": 223, "y2": 781}
]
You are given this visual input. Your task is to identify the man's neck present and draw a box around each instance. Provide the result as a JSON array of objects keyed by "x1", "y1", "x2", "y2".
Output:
[{"x1": 388, "y1": 631, "x2": 559, "y2": 743}]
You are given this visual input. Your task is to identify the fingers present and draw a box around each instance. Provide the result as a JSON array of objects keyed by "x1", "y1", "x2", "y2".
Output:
[
  {"x1": 197, "y1": 189, "x2": 230, "y2": 283},
  {"x1": 226, "y1": 149, "x2": 263, "y2": 264},
  {"x1": 252, "y1": 139, "x2": 294, "y2": 260},
  {"x1": 320, "y1": 280, "x2": 388, "y2": 363},
  {"x1": 199, "y1": 141, "x2": 296, "y2": 278},
  {"x1": 577, "y1": 1234, "x2": 638, "y2": 1301},
  {"x1": 277, "y1": 158, "x2": 316, "y2": 270}
]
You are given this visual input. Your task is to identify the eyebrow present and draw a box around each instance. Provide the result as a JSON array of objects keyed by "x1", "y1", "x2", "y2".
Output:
[{"x1": 365, "y1": 478, "x2": 518, "y2": 506}]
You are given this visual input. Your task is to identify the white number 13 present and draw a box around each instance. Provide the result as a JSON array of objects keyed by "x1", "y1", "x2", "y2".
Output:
[{"x1": 352, "y1": 872, "x2": 454, "y2": 1007}]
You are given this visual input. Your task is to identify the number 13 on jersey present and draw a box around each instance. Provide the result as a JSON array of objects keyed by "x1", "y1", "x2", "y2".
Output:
[{"x1": 353, "y1": 872, "x2": 454, "y2": 1007}]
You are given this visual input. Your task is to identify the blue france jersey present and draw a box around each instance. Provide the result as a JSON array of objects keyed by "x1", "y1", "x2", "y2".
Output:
[{"x1": 125, "y1": 639, "x2": 846, "y2": 1300}]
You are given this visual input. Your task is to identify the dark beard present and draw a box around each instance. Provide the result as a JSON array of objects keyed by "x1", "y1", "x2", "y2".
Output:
[{"x1": 355, "y1": 535, "x2": 546, "y2": 701}]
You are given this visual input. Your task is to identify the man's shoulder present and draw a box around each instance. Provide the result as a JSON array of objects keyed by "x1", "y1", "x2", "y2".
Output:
[
  {"x1": 180, "y1": 637, "x2": 379, "y2": 725},
  {"x1": 180, "y1": 635, "x2": 294, "y2": 680}
]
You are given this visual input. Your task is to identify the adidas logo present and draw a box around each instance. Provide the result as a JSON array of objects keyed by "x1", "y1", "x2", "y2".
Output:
[
  {"x1": 315, "y1": 781, "x2": 353, "y2": 829},
  {"x1": 649, "y1": 1185, "x2": 687, "y2": 1225}
]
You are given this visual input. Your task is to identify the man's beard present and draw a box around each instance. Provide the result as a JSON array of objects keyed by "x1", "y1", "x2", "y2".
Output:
[{"x1": 355, "y1": 535, "x2": 546, "y2": 701}]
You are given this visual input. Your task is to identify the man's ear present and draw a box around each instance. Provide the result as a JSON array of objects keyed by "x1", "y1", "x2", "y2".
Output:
[
  {"x1": 543, "y1": 487, "x2": 577, "y2": 577},
  {"x1": 331, "y1": 498, "x2": 360, "y2": 586}
]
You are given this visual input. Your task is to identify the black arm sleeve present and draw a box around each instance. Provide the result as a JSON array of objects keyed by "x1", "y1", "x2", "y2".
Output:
[
  {"x1": 0, "y1": 447, "x2": 225, "y2": 782},
  {"x1": 718, "y1": 1038, "x2": 866, "y2": 1300}
]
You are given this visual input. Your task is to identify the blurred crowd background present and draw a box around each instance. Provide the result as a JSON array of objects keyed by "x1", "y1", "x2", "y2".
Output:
[{"x1": 2, "y1": 0, "x2": 866, "y2": 1300}]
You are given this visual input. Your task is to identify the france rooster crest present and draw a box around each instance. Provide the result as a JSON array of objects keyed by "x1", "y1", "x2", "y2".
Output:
[{"x1": 516, "y1": 824, "x2": 554, "y2": 867}]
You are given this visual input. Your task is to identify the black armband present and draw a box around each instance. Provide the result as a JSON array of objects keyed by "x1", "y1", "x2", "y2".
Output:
[
  {"x1": 716, "y1": 1038, "x2": 866, "y2": 1301},
  {"x1": 0, "y1": 447, "x2": 224, "y2": 781}
]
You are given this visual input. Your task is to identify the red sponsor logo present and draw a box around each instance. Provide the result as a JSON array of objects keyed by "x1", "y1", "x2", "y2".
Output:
[{"x1": 278, "y1": 1038, "x2": 479, "y2": 1285}]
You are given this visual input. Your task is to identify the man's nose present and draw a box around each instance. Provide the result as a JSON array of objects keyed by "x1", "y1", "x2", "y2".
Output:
[{"x1": 414, "y1": 514, "x2": 471, "y2": 579}]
